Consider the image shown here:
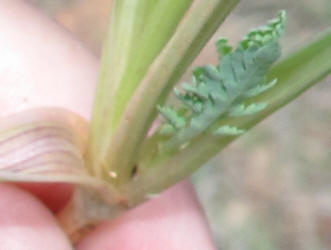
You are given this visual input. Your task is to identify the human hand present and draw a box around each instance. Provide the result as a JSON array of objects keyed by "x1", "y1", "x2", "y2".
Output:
[{"x1": 0, "y1": 0, "x2": 215, "y2": 249}]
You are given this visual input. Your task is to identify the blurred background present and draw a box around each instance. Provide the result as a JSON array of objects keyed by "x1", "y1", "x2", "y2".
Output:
[{"x1": 30, "y1": 0, "x2": 331, "y2": 249}]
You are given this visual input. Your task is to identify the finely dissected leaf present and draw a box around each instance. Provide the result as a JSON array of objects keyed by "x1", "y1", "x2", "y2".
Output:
[
  {"x1": 129, "y1": 28, "x2": 331, "y2": 207},
  {"x1": 213, "y1": 125, "x2": 245, "y2": 136},
  {"x1": 246, "y1": 79, "x2": 277, "y2": 97},
  {"x1": 157, "y1": 106, "x2": 186, "y2": 129},
  {"x1": 229, "y1": 103, "x2": 268, "y2": 117},
  {"x1": 158, "y1": 11, "x2": 286, "y2": 151},
  {"x1": 0, "y1": 109, "x2": 100, "y2": 186},
  {"x1": 216, "y1": 38, "x2": 232, "y2": 58}
]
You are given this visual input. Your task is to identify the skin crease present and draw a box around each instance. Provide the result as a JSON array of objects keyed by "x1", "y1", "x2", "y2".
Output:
[{"x1": 0, "y1": 0, "x2": 216, "y2": 249}]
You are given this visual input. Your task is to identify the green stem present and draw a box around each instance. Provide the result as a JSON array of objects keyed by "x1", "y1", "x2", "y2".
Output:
[
  {"x1": 87, "y1": 0, "x2": 193, "y2": 178},
  {"x1": 126, "y1": 29, "x2": 331, "y2": 205},
  {"x1": 96, "y1": 0, "x2": 240, "y2": 187}
]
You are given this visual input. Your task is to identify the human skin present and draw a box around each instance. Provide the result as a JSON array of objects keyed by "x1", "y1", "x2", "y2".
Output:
[{"x1": 0, "y1": 0, "x2": 216, "y2": 249}]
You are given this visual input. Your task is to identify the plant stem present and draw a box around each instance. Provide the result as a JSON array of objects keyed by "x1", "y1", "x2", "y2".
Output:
[
  {"x1": 58, "y1": 186, "x2": 127, "y2": 243},
  {"x1": 88, "y1": 0, "x2": 240, "y2": 187},
  {"x1": 87, "y1": 0, "x2": 194, "y2": 179}
]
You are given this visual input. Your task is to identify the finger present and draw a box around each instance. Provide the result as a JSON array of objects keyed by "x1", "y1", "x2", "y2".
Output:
[
  {"x1": 77, "y1": 180, "x2": 216, "y2": 250},
  {"x1": 0, "y1": 0, "x2": 98, "y2": 211},
  {"x1": 0, "y1": 0, "x2": 98, "y2": 119},
  {"x1": 0, "y1": 184, "x2": 72, "y2": 250}
]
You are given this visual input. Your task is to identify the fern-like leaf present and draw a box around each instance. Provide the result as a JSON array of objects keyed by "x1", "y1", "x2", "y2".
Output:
[
  {"x1": 213, "y1": 125, "x2": 245, "y2": 136},
  {"x1": 158, "y1": 11, "x2": 286, "y2": 151}
]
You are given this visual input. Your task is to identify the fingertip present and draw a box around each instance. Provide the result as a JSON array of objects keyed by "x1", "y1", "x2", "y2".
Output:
[
  {"x1": 77, "y1": 180, "x2": 216, "y2": 250},
  {"x1": 0, "y1": 184, "x2": 73, "y2": 250}
]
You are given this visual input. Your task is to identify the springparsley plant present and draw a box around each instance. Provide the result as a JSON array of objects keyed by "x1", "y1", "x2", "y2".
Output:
[{"x1": 0, "y1": 0, "x2": 330, "y2": 242}]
